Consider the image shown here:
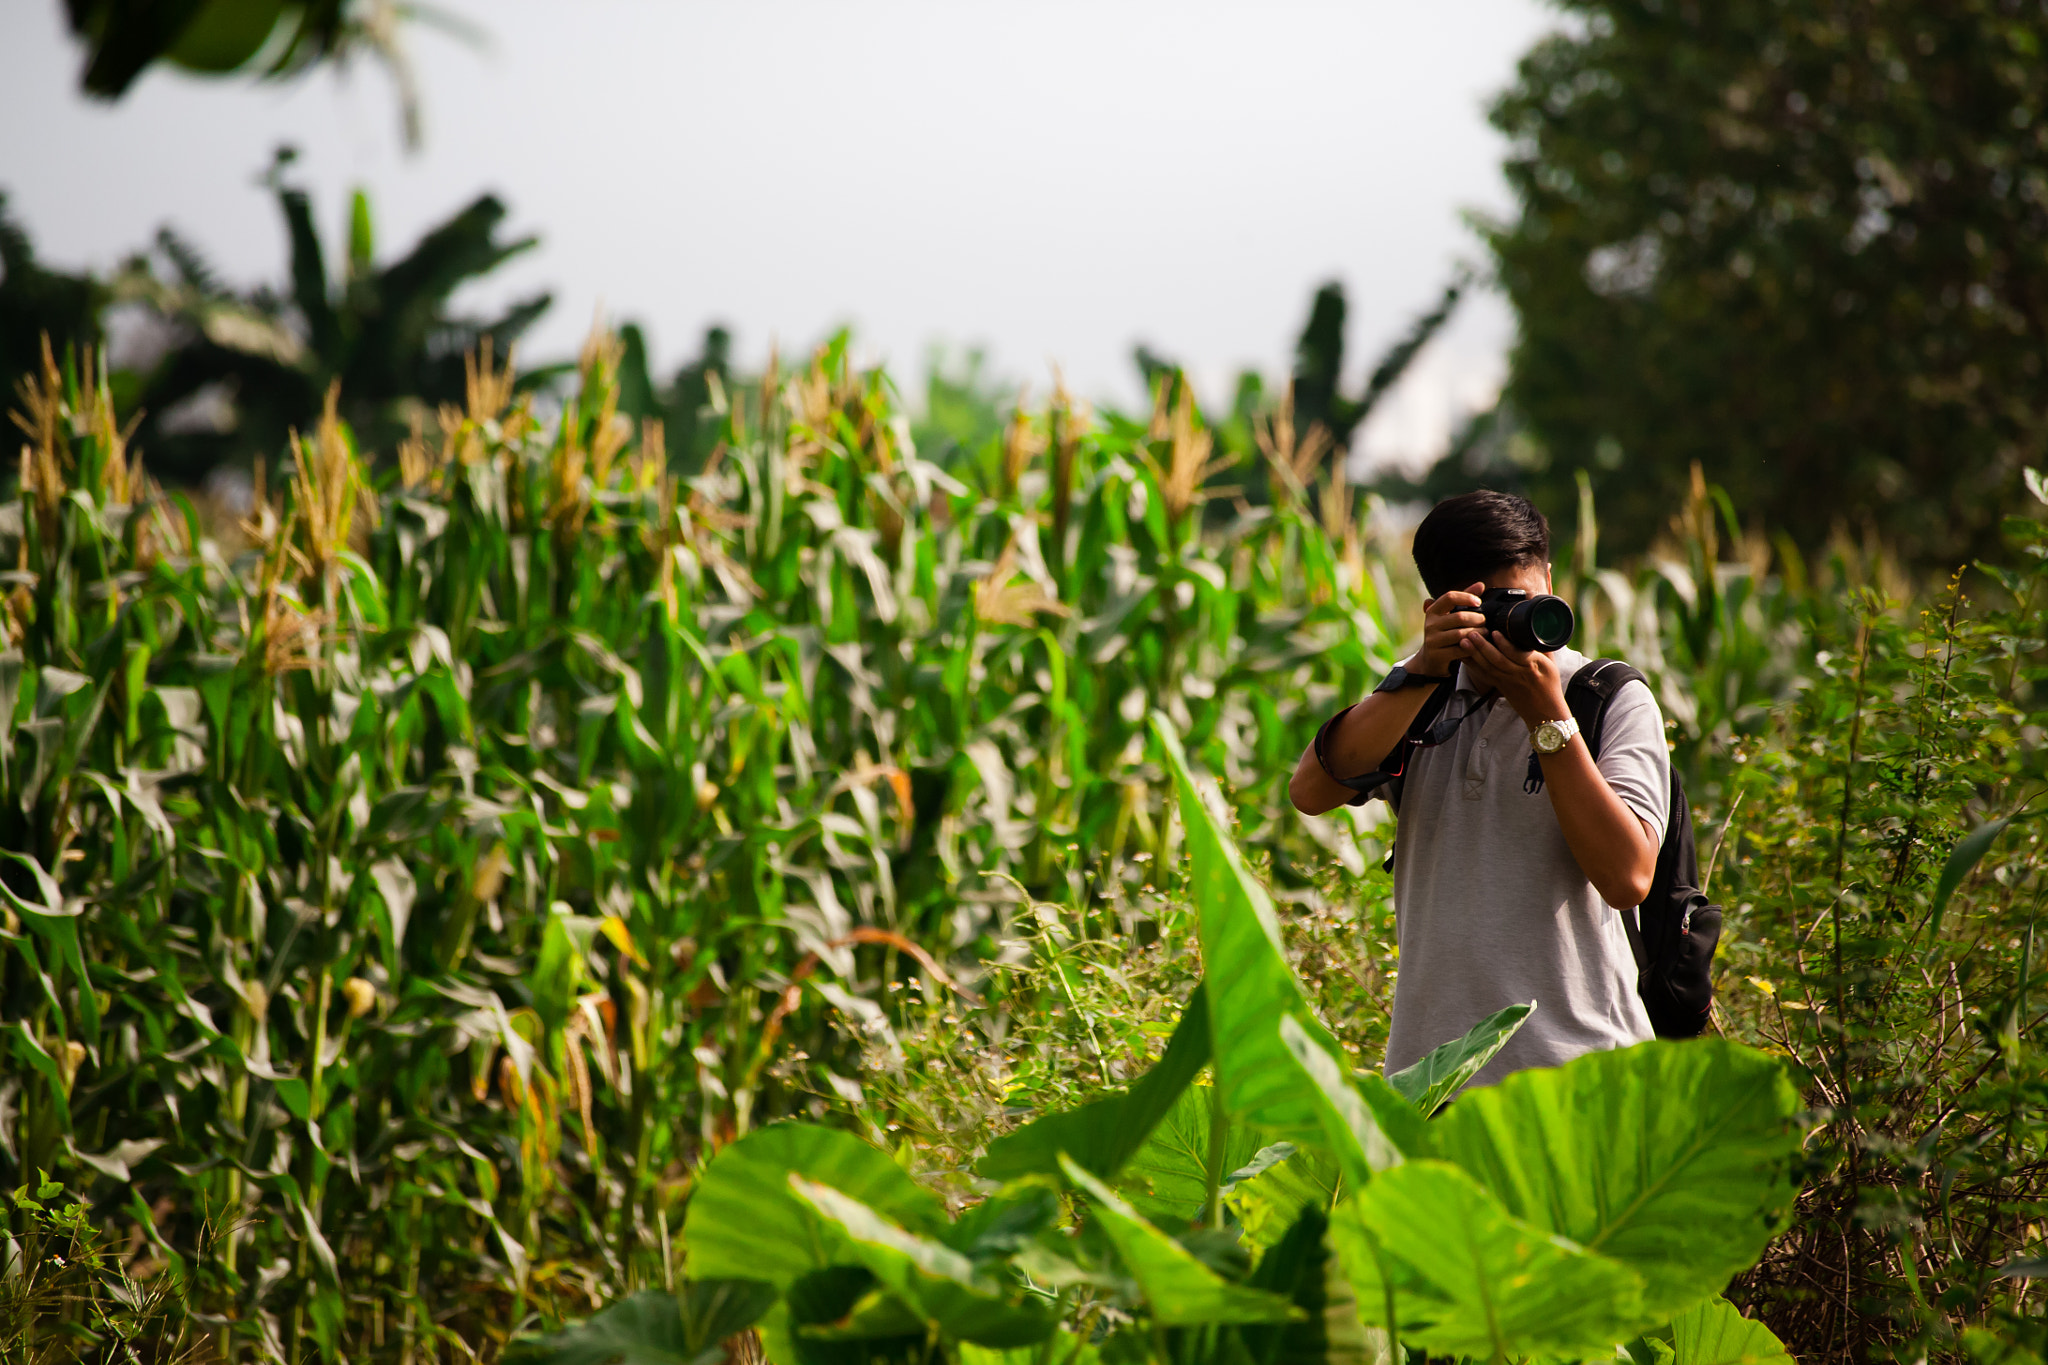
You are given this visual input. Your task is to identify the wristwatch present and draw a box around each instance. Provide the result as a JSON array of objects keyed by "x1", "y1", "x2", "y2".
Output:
[
  {"x1": 1530, "y1": 715, "x2": 1581, "y2": 755},
  {"x1": 1372, "y1": 663, "x2": 1455, "y2": 695}
]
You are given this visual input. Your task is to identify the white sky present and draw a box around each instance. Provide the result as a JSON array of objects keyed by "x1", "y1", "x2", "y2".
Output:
[{"x1": 0, "y1": 0, "x2": 1555, "y2": 469}]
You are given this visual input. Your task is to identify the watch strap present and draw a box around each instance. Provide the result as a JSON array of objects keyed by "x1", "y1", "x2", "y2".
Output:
[{"x1": 1532, "y1": 715, "x2": 1581, "y2": 753}]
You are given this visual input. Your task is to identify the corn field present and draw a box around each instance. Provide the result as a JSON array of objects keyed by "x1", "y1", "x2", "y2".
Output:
[{"x1": 0, "y1": 330, "x2": 1419, "y2": 1358}]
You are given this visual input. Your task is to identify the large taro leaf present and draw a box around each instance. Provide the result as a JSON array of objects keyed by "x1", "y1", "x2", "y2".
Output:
[
  {"x1": 1277, "y1": 1015, "x2": 1407, "y2": 1190},
  {"x1": 1331, "y1": 1160, "x2": 1649, "y2": 1361},
  {"x1": 1231, "y1": 1146, "x2": 1343, "y2": 1252},
  {"x1": 505, "y1": 1282, "x2": 777, "y2": 1365},
  {"x1": 1670, "y1": 1297, "x2": 1795, "y2": 1365},
  {"x1": 1239, "y1": 1207, "x2": 1381, "y2": 1365},
  {"x1": 1421, "y1": 1038, "x2": 1800, "y2": 1319},
  {"x1": 686, "y1": 1126, "x2": 947, "y2": 1287},
  {"x1": 1151, "y1": 716, "x2": 1343, "y2": 1140},
  {"x1": 788, "y1": 1177, "x2": 1056, "y2": 1348},
  {"x1": 979, "y1": 984, "x2": 1211, "y2": 1183},
  {"x1": 1111, "y1": 1081, "x2": 1269, "y2": 1226},
  {"x1": 1058, "y1": 1155, "x2": 1301, "y2": 1327},
  {"x1": 1385, "y1": 1002, "x2": 1534, "y2": 1117},
  {"x1": 959, "y1": 1332, "x2": 1101, "y2": 1365}
]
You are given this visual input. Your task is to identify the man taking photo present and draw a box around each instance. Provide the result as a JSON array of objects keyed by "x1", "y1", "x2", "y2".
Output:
[{"x1": 1289, "y1": 490, "x2": 1669, "y2": 1087}]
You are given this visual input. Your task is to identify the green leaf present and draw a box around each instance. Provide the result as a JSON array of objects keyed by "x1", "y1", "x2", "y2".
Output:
[
  {"x1": 1964, "y1": 1326, "x2": 2048, "y2": 1365},
  {"x1": 1351, "y1": 1073, "x2": 1431, "y2": 1160},
  {"x1": 507, "y1": 1283, "x2": 777, "y2": 1365},
  {"x1": 945, "y1": 1178, "x2": 1061, "y2": 1259},
  {"x1": 1421, "y1": 1038, "x2": 1800, "y2": 1319},
  {"x1": 1625, "y1": 1335, "x2": 1679, "y2": 1365},
  {"x1": 1230, "y1": 1147, "x2": 1343, "y2": 1252},
  {"x1": 1240, "y1": 1207, "x2": 1379, "y2": 1365},
  {"x1": 1110, "y1": 1081, "x2": 1268, "y2": 1226},
  {"x1": 1928, "y1": 816, "x2": 2034, "y2": 944},
  {"x1": 274, "y1": 1077, "x2": 312, "y2": 1122},
  {"x1": 959, "y1": 1335, "x2": 1100, "y2": 1365},
  {"x1": 979, "y1": 984, "x2": 1211, "y2": 1183},
  {"x1": 1150, "y1": 715, "x2": 1343, "y2": 1139},
  {"x1": 1385, "y1": 1002, "x2": 1534, "y2": 1117},
  {"x1": 1669, "y1": 1298, "x2": 1794, "y2": 1365},
  {"x1": 1058, "y1": 1154, "x2": 1300, "y2": 1326},
  {"x1": 10, "y1": 1026, "x2": 71, "y2": 1126},
  {"x1": 1333, "y1": 1160, "x2": 1648, "y2": 1359},
  {"x1": 686, "y1": 1126, "x2": 946, "y2": 1288},
  {"x1": 789, "y1": 1177, "x2": 1056, "y2": 1347},
  {"x1": 1276, "y1": 1015, "x2": 1404, "y2": 1190}
]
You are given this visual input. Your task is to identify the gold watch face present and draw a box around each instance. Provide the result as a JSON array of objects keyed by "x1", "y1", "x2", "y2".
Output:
[{"x1": 1534, "y1": 721, "x2": 1567, "y2": 754}]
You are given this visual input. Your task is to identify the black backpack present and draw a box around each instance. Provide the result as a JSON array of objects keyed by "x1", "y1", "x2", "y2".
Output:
[
  {"x1": 1345, "y1": 658, "x2": 1721, "y2": 1038},
  {"x1": 1551, "y1": 659, "x2": 1721, "y2": 1039}
]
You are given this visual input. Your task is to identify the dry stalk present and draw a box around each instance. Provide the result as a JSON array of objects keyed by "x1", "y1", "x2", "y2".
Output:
[
  {"x1": 1155, "y1": 384, "x2": 1233, "y2": 523},
  {"x1": 286, "y1": 382, "x2": 379, "y2": 588},
  {"x1": 1002, "y1": 391, "x2": 1046, "y2": 494},
  {"x1": 973, "y1": 538, "x2": 1069, "y2": 628}
]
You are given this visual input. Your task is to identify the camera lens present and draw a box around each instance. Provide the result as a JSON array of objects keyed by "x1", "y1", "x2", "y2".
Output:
[{"x1": 1526, "y1": 596, "x2": 1575, "y2": 650}]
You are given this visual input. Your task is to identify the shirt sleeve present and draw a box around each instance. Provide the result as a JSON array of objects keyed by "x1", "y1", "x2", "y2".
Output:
[{"x1": 1592, "y1": 679, "x2": 1671, "y2": 844}]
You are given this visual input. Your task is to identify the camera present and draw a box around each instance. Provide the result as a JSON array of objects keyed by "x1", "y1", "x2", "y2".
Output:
[{"x1": 1478, "y1": 587, "x2": 1575, "y2": 653}]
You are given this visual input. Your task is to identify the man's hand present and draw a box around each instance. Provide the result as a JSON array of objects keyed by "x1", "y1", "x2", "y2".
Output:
[
  {"x1": 1415, "y1": 582, "x2": 1488, "y2": 675},
  {"x1": 1457, "y1": 626, "x2": 1568, "y2": 729}
]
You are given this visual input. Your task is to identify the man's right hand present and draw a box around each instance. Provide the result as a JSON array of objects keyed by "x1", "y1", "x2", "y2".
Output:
[
  {"x1": 1415, "y1": 582, "x2": 1488, "y2": 676},
  {"x1": 1290, "y1": 582, "x2": 1485, "y2": 816}
]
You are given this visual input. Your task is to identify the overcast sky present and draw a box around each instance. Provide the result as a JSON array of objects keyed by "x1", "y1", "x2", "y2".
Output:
[{"x1": 0, "y1": 0, "x2": 1555, "y2": 468}]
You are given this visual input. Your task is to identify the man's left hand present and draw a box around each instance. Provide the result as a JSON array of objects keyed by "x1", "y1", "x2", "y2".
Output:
[{"x1": 1458, "y1": 629, "x2": 1568, "y2": 729}]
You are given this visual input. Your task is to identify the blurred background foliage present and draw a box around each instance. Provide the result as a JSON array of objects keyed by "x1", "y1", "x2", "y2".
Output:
[{"x1": 1436, "y1": 0, "x2": 2048, "y2": 565}]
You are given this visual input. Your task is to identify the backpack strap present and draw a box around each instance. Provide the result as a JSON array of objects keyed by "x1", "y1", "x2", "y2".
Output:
[
  {"x1": 1566, "y1": 658, "x2": 1648, "y2": 758},
  {"x1": 1575, "y1": 659, "x2": 1653, "y2": 973}
]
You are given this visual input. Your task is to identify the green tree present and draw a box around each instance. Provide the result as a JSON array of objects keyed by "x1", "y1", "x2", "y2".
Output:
[
  {"x1": 1477, "y1": 0, "x2": 2048, "y2": 563},
  {"x1": 114, "y1": 150, "x2": 549, "y2": 482}
]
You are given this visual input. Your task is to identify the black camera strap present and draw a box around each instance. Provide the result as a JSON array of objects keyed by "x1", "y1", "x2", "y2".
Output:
[{"x1": 1313, "y1": 683, "x2": 1458, "y2": 807}]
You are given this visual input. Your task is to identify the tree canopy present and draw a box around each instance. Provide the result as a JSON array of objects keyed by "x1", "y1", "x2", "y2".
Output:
[{"x1": 1476, "y1": 0, "x2": 2048, "y2": 564}]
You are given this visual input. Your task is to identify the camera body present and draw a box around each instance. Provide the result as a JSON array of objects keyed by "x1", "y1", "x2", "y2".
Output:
[{"x1": 1478, "y1": 587, "x2": 1575, "y2": 653}]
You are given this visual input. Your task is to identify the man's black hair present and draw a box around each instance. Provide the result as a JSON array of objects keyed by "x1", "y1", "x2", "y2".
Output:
[{"x1": 1411, "y1": 489, "x2": 1551, "y2": 598}]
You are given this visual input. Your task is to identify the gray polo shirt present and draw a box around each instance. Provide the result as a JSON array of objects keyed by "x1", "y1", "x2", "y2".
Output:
[{"x1": 1382, "y1": 648, "x2": 1667, "y2": 1087}]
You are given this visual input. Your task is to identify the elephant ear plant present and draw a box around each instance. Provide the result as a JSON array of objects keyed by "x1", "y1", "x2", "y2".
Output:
[{"x1": 517, "y1": 712, "x2": 1805, "y2": 1365}]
